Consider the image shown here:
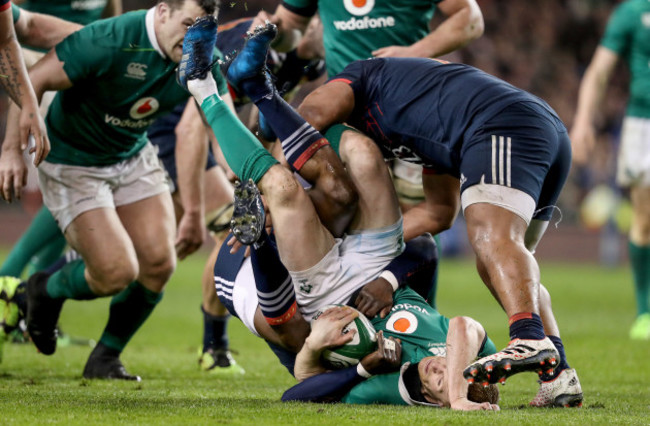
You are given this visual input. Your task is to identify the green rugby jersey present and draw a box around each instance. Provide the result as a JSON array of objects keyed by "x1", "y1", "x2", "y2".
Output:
[
  {"x1": 18, "y1": 0, "x2": 107, "y2": 25},
  {"x1": 282, "y1": 0, "x2": 442, "y2": 76},
  {"x1": 46, "y1": 9, "x2": 227, "y2": 167},
  {"x1": 341, "y1": 287, "x2": 496, "y2": 405},
  {"x1": 601, "y1": 0, "x2": 650, "y2": 118}
]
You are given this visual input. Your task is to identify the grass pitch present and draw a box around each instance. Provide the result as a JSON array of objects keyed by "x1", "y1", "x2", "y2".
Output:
[{"x1": 0, "y1": 247, "x2": 648, "y2": 425}]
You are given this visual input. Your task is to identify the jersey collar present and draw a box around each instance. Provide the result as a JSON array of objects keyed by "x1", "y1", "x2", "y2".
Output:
[{"x1": 145, "y1": 7, "x2": 166, "y2": 59}]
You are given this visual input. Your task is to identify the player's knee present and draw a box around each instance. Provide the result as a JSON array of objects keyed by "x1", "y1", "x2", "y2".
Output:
[
  {"x1": 139, "y1": 252, "x2": 176, "y2": 289},
  {"x1": 340, "y1": 132, "x2": 385, "y2": 177},
  {"x1": 91, "y1": 259, "x2": 139, "y2": 295},
  {"x1": 262, "y1": 166, "x2": 303, "y2": 207}
]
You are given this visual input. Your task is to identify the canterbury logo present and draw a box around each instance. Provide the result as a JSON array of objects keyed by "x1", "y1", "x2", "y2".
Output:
[
  {"x1": 491, "y1": 135, "x2": 512, "y2": 187},
  {"x1": 125, "y1": 62, "x2": 147, "y2": 80}
]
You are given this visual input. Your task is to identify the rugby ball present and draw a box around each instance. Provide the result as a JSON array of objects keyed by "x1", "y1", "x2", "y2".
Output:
[{"x1": 312, "y1": 305, "x2": 378, "y2": 369}]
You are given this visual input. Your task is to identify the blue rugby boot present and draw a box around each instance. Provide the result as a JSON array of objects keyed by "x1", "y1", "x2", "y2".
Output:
[
  {"x1": 226, "y1": 21, "x2": 278, "y2": 102},
  {"x1": 177, "y1": 15, "x2": 218, "y2": 90},
  {"x1": 230, "y1": 179, "x2": 265, "y2": 246}
]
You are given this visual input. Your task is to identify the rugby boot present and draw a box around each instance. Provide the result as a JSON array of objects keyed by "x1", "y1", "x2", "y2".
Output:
[
  {"x1": 230, "y1": 179, "x2": 265, "y2": 245},
  {"x1": 226, "y1": 21, "x2": 278, "y2": 101},
  {"x1": 629, "y1": 313, "x2": 650, "y2": 340},
  {"x1": 26, "y1": 272, "x2": 64, "y2": 355},
  {"x1": 529, "y1": 368, "x2": 583, "y2": 407},
  {"x1": 177, "y1": 15, "x2": 218, "y2": 90},
  {"x1": 0, "y1": 277, "x2": 23, "y2": 363},
  {"x1": 83, "y1": 343, "x2": 141, "y2": 381},
  {"x1": 463, "y1": 337, "x2": 559, "y2": 386},
  {"x1": 198, "y1": 348, "x2": 245, "y2": 375}
]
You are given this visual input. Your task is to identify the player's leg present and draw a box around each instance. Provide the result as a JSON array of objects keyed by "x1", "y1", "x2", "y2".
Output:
[
  {"x1": 26, "y1": 158, "x2": 148, "y2": 356},
  {"x1": 81, "y1": 160, "x2": 175, "y2": 380},
  {"x1": 0, "y1": 205, "x2": 67, "y2": 278},
  {"x1": 197, "y1": 166, "x2": 245, "y2": 374},
  {"x1": 615, "y1": 117, "x2": 650, "y2": 339},
  {"x1": 224, "y1": 21, "x2": 357, "y2": 237},
  {"x1": 627, "y1": 185, "x2": 650, "y2": 340},
  {"x1": 180, "y1": 18, "x2": 336, "y2": 272},
  {"x1": 461, "y1": 103, "x2": 572, "y2": 385},
  {"x1": 329, "y1": 125, "x2": 401, "y2": 232}
]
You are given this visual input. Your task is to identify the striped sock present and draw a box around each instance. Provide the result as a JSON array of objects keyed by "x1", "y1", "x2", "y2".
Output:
[
  {"x1": 508, "y1": 312, "x2": 546, "y2": 341},
  {"x1": 253, "y1": 90, "x2": 329, "y2": 171},
  {"x1": 251, "y1": 231, "x2": 297, "y2": 325}
]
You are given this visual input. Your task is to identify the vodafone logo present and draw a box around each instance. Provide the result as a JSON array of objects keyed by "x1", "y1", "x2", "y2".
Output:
[
  {"x1": 343, "y1": 0, "x2": 375, "y2": 16},
  {"x1": 129, "y1": 97, "x2": 159, "y2": 119},
  {"x1": 386, "y1": 311, "x2": 418, "y2": 334}
]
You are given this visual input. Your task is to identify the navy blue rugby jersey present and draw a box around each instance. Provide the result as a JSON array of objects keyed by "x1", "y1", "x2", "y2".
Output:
[{"x1": 332, "y1": 57, "x2": 558, "y2": 176}]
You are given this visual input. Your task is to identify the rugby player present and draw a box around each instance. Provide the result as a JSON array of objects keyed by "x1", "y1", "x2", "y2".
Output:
[
  {"x1": 251, "y1": 0, "x2": 485, "y2": 309},
  {"x1": 291, "y1": 56, "x2": 582, "y2": 407},
  {"x1": 0, "y1": 0, "x2": 226, "y2": 381},
  {"x1": 571, "y1": 0, "x2": 650, "y2": 341}
]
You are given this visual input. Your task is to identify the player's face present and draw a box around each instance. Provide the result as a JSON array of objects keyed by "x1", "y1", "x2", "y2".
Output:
[
  {"x1": 418, "y1": 356, "x2": 450, "y2": 407},
  {"x1": 157, "y1": 0, "x2": 209, "y2": 63}
]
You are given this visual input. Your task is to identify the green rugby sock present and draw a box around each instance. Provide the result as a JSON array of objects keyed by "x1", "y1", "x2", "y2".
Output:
[
  {"x1": 201, "y1": 94, "x2": 277, "y2": 183},
  {"x1": 46, "y1": 259, "x2": 97, "y2": 300},
  {"x1": 99, "y1": 281, "x2": 163, "y2": 352},
  {"x1": 0, "y1": 206, "x2": 66, "y2": 277},
  {"x1": 629, "y1": 242, "x2": 650, "y2": 315},
  {"x1": 27, "y1": 237, "x2": 68, "y2": 276}
]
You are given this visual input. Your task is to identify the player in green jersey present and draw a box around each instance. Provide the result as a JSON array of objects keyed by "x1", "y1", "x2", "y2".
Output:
[
  {"x1": 0, "y1": 0, "x2": 224, "y2": 380},
  {"x1": 14, "y1": 0, "x2": 121, "y2": 26},
  {"x1": 249, "y1": 0, "x2": 483, "y2": 311},
  {"x1": 252, "y1": 0, "x2": 483, "y2": 78},
  {"x1": 571, "y1": 0, "x2": 650, "y2": 341},
  {"x1": 287, "y1": 296, "x2": 500, "y2": 410}
]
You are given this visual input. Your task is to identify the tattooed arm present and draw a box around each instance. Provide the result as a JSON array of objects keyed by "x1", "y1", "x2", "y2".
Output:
[{"x1": 0, "y1": 5, "x2": 48, "y2": 165}]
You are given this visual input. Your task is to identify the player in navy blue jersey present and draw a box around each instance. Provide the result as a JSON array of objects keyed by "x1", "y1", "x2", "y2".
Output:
[{"x1": 295, "y1": 57, "x2": 582, "y2": 407}]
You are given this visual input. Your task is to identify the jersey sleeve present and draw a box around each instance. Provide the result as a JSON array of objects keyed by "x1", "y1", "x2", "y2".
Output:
[
  {"x1": 477, "y1": 332, "x2": 497, "y2": 358},
  {"x1": 282, "y1": 366, "x2": 365, "y2": 403},
  {"x1": 341, "y1": 373, "x2": 408, "y2": 405},
  {"x1": 11, "y1": 4, "x2": 20, "y2": 23},
  {"x1": 55, "y1": 24, "x2": 111, "y2": 83},
  {"x1": 281, "y1": 0, "x2": 318, "y2": 18},
  {"x1": 600, "y1": 1, "x2": 635, "y2": 55}
]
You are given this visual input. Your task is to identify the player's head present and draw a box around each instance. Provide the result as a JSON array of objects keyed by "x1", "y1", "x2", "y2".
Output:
[
  {"x1": 399, "y1": 357, "x2": 499, "y2": 407},
  {"x1": 155, "y1": 0, "x2": 220, "y2": 63}
]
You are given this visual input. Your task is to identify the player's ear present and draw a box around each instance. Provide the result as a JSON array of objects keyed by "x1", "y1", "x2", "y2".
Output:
[{"x1": 157, "y1": 1, "x2": 171, "y2": 23}]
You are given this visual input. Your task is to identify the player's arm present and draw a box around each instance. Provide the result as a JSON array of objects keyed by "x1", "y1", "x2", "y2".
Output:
[
  {"x1": 1, "y1": 48, "x2": 72, "y2": 199},
  {"x1": 174, "y1": 98, "x2": 208, "y2": 260},
  {"x1": 355, "y1": 234, "x2": 438, "y2": 318},
  {"x1": 101, "y1": 0, "x2": 123, "y2": 18},
  {"x1": 570, "y1": 46, "x2": 619, "y2": 165},
  {"x1": 297, "y1": 80, "x2": 356, "y2": 131},
  {"x1": 373, "y1": 0, "x2": 483, "y2": 58},
  {"x1": 285, "y1": 328, "x2": 401, "y2": 402},
  {"x1": 13, "y1": 8, "x2": 82, "y2": 50},
  {"x1": 0, "y1": 5, "x2": 49, "y2": 201},
  {"x1": 402, "y1": 172, "x2": 460, "y2": 241},
  {"x1": 446, "y1": 316, "x2": 499, "y2": 411},
  {"x1": 251, "y1": 4, "x2": 311, "y2": 52}
]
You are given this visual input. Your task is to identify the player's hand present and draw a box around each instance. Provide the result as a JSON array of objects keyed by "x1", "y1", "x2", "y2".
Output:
[
  {"x1": 0, "y1": 146, "x2": 28, "y2": 202},
  {"x1": 450, "y1": 397, "x2": 500, "y2": 411},
  {"x1": 355, "y1": 277, "x2": 393, "y2": 318},
  {"x1": 175, "y1": 211, "x2": 205, "y2": 260},
  {"x1": 372, "y1": 45, "x2": 419, "y2": 58},
  {"x1": 19, "y1": 103, "x2": 49, "y2": 166},
  {"x1": 360, "y1": 331, "x2": 401, "y2": 375},
  {"x1": 569, "y1": 121, "x2": 596, "y2": 166},
  {"x1": 306, "y1": 306, "x2": 358, "y2": 352},
  {"x1": 249, "y1": 11, "x2": 281, "y2": 32}
]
